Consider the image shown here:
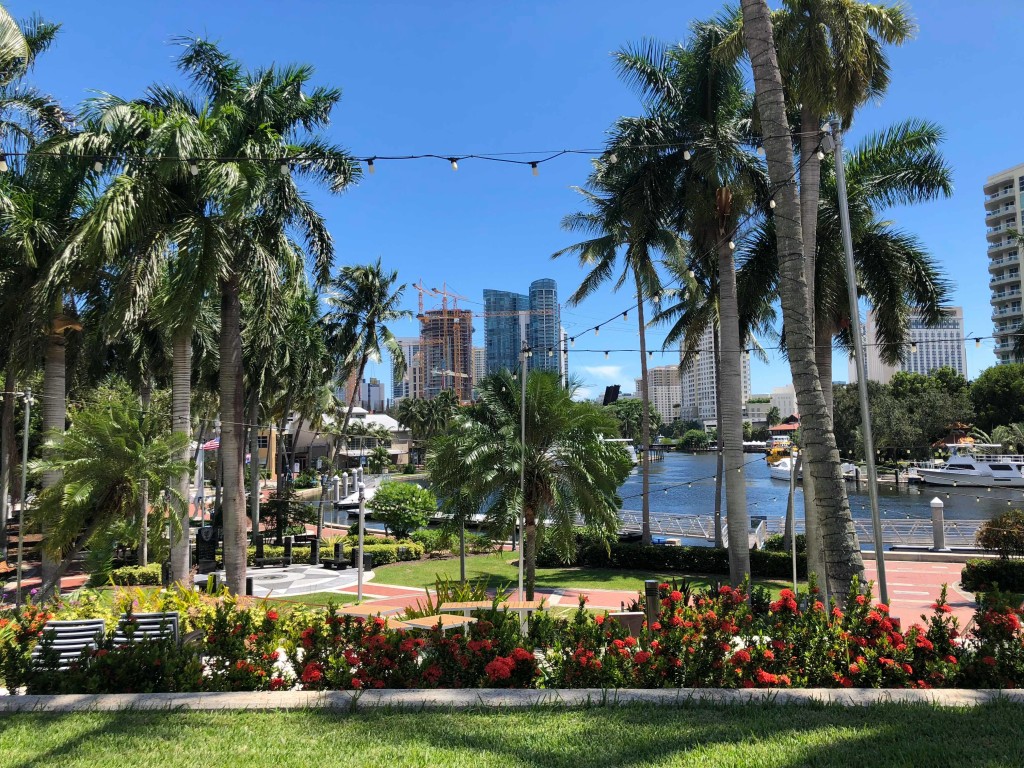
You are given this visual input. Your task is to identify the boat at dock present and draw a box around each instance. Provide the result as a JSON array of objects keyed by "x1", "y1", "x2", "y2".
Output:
[
  {"x1": 915, "y1": 444, "x2": 1024, "y2": 488},
  {"x1": 768, "y1": 456, "x2": 858, "y2": 483}
]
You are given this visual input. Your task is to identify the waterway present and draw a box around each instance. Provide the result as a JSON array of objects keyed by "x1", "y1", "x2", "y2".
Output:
[{"x1": 619, "y1": 452, "x2": 1019, "y2": 524}]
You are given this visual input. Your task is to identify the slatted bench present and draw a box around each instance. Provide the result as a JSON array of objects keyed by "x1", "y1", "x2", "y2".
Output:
[
  {"x1": 113, "y1": 612, "x2": 179, "y2": 645},
  {"x1": 253, "y1": 534, "x2": 293, "y2": 567},
  {"x1": 31, "y1": 619, "x2": 105, "y2": 670}
]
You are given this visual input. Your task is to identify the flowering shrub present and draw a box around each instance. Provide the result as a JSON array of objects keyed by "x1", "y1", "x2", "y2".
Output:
[{"x1": 3, "y1": 581, "x2": 1024, "y2": 693}]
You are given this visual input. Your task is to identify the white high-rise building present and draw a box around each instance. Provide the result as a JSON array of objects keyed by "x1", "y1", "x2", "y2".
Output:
[
  {"x1": 635, "y1": 365, "x2": 682, "y2": 422},
  {"x1": 679, "y1": 325, "x2": 750, "y2": 425},
  {"x1": 986, "y1": 163, "x2": 1024, "y2": 364},
  {"x1": 392, "y1": 337, "x2": 423, "y2": 401},
  {"x1": 770, "y1": 384, "x2": 797, "y2": 421},
  {"x1": 847, "y1": 307, "x2": 967, "y2": 383}
]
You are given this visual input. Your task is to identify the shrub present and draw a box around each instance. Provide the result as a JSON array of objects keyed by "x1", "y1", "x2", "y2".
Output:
[
  {"x1": 961, "y1": 558, "x2": 1024, "y2": 592},
  {"x1": 343, "y1": 542, "x2": 423, "y2": 566},
  {"x1": 977, "y1": 510, "x2": 1024, "y2": 559},
  {"x1": 401, "y1": 462, "x2": 418, "y2": 475},
  {"x1": 409, "y1": 528, "x2": 452, "y2": 557},
  {"x1": 367, "y1": 482, "x2": 436, "y2": 538},
  {"x1": 105, "y1": 563, "x2": 162, "y2": 586},
  {"x1": 246, "y1": 546, "x2": 312, "y2": 566},
  {"x1": 466, "y1": 532, "x2": 493, "y2": 555},
  {"x1": 762, "y1": 533, "x2": 807, "y2": 554}
]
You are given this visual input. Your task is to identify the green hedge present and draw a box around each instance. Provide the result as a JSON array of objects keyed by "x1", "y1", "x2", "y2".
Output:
[
  {"x1": 343, "y1": 542, "x2": 423, "y2": 566},
  {"x1": 246, "y1": 546, "x2": 312, "y2": 566},
  {"x1": 961, "y1": 558, "x2": 1024, "y2": 593},
  {"x1": 108, "y1": 563, "x2": 162, "y2": 586}
]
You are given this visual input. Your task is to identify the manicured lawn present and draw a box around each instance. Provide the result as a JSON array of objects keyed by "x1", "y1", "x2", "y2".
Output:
[
  {"x1": 0, "y1": 703, "x2": 1019, "y2": 767},
  {"x1": 265, "y1": 591, "x2": 359, "y2": 606},
  {"x1": 374, "y1": 552, "x2": 796, "y2": 596}
]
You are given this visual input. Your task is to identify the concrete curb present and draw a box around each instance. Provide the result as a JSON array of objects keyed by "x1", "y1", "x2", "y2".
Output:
[{"x1": 2, "y1": 688, "x2": 1023, "y2": 712}]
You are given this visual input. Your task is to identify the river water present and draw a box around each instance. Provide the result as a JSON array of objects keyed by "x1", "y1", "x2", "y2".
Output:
[{"x1": 619, "y1": 452, "x2": 1021, "y2": 525}]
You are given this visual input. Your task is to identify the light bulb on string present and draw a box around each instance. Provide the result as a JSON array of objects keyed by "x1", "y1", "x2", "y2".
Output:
[
  {"x1": 683, "y1": 149, "x2": 691, "y2": 161},
  {"x1": 976, "y1": 496, "x2": 980, "y2": 503},
  {"x1": 816, "y1": 148, "x2": 825, "y2": 160},
  {"x1": 604, "y1": 351, "x2": 609, "y2": 359},
  {"x1": 911, "y1": 342, "x2": 918, "y2": 353},
  {"x1": 570, "y1": 337, "x2": 575, "y2": 348},
  {"x1": 975, "y1": 338, "x2": 981, "y2": 348},
  {"x1": 189, "y1": 162, "x2": 200, "y2": 176},
  {"x1": 769, "y1": 199, "x2": 776, "y2": 209},
  {"x1": 93, "y1": 159, "x2": 103, "y2": 173},
  {"x1": 530, "y1": 162, "x2": 538, "y2": 177},
  {"x1": 594, "y1": 326, "x2": 600, "y2": 337},
  {"x1": 688, "y1": 269, "x2": 695, "y2": 279},
  {"x1": 648, "y1": 351, "x2": 654, "y2": 359},
  {"x1": 449, "y1": 158, "x2": 459, "y2": 172},
  {"x1": 728, "y1": 241, "x2": 735, "y2": 251},
  {"x1": 367, "y1": 158, "x2": 375, "y2": 175},
  {"x1": 608, "y1": 152, "x2": 618, "y2": 164},
  {"x1": 547, "y1": 347, "x2": 553, "y2": 357},
  {"x1": 756, "y1": 145, "x2": 765, "y2": 156},
  {"x1": 622, "y1": 311, "x2": 628, "y2": 320},
  {"x1": 279, "y1": 162, "x2": 289, "y2": 175},
  {"x1": 687, "y1": 483, "x2": 692, "y2": 489},
  {"x1": 0, "y1": 154, "x2": 8, "y2": 172}
]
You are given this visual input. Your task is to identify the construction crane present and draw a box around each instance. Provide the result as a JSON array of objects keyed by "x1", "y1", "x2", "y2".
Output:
[{"x1": 412, "y1": 281, "x2": 474, "y2": 401}]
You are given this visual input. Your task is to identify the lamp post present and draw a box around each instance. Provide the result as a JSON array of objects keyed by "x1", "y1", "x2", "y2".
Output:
[
  {"x1": 316, "y1": 472, "x2": 328, "y2": 564},
  {"x1": 831, "y1": 116, "x2": 888, "y2": 605},
  {"x1": 518, "y1": 342, "x2": 530, "y2": 601},
  {"x1": 357, "y1": 481, "x2": 366, "y2": 602},
  {"x1": 15, "y1": 389, "x2": 31, "y2": 608}
]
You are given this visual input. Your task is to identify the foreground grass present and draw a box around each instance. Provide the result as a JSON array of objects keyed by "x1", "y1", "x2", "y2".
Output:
[
  {"x1": 375, "y1": 552, "x2": 795, "y2": 596},
  {"x1": 0, "y1": 702, "x2": 1019, "y2": 768},
  {"x1": 264, "y1": 591, "x2": 359, "y2": 607}
]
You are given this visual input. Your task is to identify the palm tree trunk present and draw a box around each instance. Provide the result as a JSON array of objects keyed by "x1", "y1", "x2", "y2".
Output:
[
  {"x1": 740, "y1": 0, "x2": 864, "y2": 597},
  {"x1": 712, "y1": 331, "x2": 724, "y2": 548},
  {"x1": 219, "y1": 276, "x2": 247, "y2": 595},
  {"x1": 0, "y1": 365, "x2": 14, "y2": 559},
  {"x1": 169, "y1": 329, "x2": 192, "y2": 582},
  {"x1": 524, "y1": 510, "x2": 537, "y2": 600},
  {"x1": 716, "y1": 234, "x2": 750, "y2": 585},
  {"x1": 816, "y1": 324, "x2": 835, "y2": 416},
  {"x1": 41, "y1": 321, "x2": 65, "y2": 588},
  {"x1": 634, "y1": 275, "x2": 652, "y2": 546},
  {"x1": 40, "y1": 514, "x2": 104, "y2": 601},
  {"x1": 137, "y1": 378, "x2": 152, "y2": 567}
]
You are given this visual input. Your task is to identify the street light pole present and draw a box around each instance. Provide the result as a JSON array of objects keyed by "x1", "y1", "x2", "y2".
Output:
[
  {"x1": 831, "y1": 117, "x2": 888, "y2": 605},
  {"x1": 518, "y1": 342, "x2": 529, "y2": 601},
  {"x1": 16, "y1": 389, "x2": 31, "y2": 608},
  {"x1": 357, "y1": 481, "x2": 366, "y2": 602}
]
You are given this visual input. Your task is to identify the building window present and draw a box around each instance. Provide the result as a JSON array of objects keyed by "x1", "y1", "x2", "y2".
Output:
[{"x1": 257, "y1": 435, "x2": 269, "y2": 449}]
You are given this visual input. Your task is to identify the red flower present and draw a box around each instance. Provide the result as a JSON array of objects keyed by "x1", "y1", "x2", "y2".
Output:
[
  {"x1": 945, "y1": 655, "x2": 957, "y2": 665},
  {"x1": 485, "y1": 657, "x2": 514, "y2": 682},
  {"x1": 624, "y1": 636, "x2": 638, "y2": 648},
  {"x1": 301, "y1": 662, "x2": 324, "y2": 685},
  {"x1": 763, "y1": 649, "x2": 775, "y2": 661},
  {"x1": 595, "y1": 615, "x2": 605, "y2": 626},
  {"x1": 849, "y1": 664, "x2": 860, "y2": 675},
  {"x1": 901, "y1": 663, "x2": 913, "y2": 675},
  {"x1": 266, "y1": 609, "x2": 279, "y2": 621},
  {"x1": 855, "y1": 594, "x2": 867, "y2": 606},
  {"x1": 755, "y1": 669, "x2": 777, "y2": 685},
  {"x1": 269, "y1": 677, "x2": 286, "y2": 690},
  {"x1": 512, "y1": 647, "x2": 533, "y2": 663},
  {"x1": 351, "y1": 678, "x2": 363, "y2": 689},
  {"x1": 983, "y1": 656, "x2": 997, "y2": 667},
  {"x1": 813, "y1": 601, "x2": 825, "y2": 612},
  {"x1": 669, "y1": 590, "x2": 683, "y2": 602},
  {"x1": 634, "y1": 651, "x2": 651, "y2": 664},
  {"x1": 730, "y1": 650, "x2": 751, "y2": 666},
  {"x1": 651, "y1": 622, "x2": 662, "y2": 631}
]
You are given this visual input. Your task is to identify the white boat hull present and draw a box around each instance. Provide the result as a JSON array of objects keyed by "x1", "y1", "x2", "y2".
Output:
[{"x1": 917, "y1": 469, "x2": 1024, "y2": 488}]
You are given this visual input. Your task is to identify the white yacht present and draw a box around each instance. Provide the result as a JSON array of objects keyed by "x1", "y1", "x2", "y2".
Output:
[
  {"x1": 768, "y1": 456, "x2": 857, "y2": 482},
  {"x1": 916, "y1": 444, "x2": 1024, "y2": 488}
]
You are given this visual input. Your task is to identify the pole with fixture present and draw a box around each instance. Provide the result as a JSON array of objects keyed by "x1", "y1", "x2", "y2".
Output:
[
  {"x1": 357, "y1": 481, "x2": 366, "y2": 602},
  {"x1": 830, "y1": 117, "x2": 888, "y2": 605},
  {"x1": 15, "y1": 389, "x2": 31, "y2": 607},
  {"x1": 518, "y1": 341, "x2": 529, "y2": 601}
]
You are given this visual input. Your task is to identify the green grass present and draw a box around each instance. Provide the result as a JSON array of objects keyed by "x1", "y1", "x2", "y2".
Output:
[
  {"x1": 265, "y1": 591, "x2": 358, "y2": 606},
  {"x1": 0, "y1": 703, "x2": 1019, "y2": 767},
  {"x1": 374, "y1": 552, "x2": 796, "y2": 596}
]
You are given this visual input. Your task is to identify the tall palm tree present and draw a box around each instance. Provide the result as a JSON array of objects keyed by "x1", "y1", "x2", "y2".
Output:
[
  {"x1": 30, "y1": 387, "x2": 189, "y2": 598},
  {"x1": 738, "y1": 0, "x2": 865, "y2": 596},
  {"x1": 428, "y1": 371, "x2": 632, "y2": 598},
  {"x1": 554, "y1": 157, "x2": 684, "y2": 546},
  {"x1": 614, "y1": 24, "x2": 771, "y2": 584},
  {"x1": 326, "y1": 259, "x2": 410, "y2": 452}
]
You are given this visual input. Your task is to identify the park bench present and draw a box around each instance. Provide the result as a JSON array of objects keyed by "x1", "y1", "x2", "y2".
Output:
[
  {"x1": 253, "y1": 534, "x2": 294, "y2": 567},
  {"x1": 113, "y1": 612, "x2": 179, "y2": 645},
  {"x1": 30, "y1": 619, "x2": 105, "y2": 670},
  {"x1": 321, "y1": 542, "x2": 350, "y2": 570}
]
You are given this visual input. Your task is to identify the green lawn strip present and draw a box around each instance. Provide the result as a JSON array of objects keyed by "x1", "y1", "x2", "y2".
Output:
[
  {"x1": 374, "y1": 553, "x2": 797, "y2": 597},
  {"x1": 0, "y1": 703, "x2": 1019, "y2": 768},
  {"x1": 264, "y1": 592, "x2": 359, "y2": 607}
]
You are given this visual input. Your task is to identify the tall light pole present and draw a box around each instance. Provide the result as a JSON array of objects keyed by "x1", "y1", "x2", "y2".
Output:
[
  {"x1": 16, "y1": 389, "x2": 31, "y2": 607},
  {"x1": 831, "y1": 117, "x2": 888, "y2": 605},
  {"x1": 356, "y1": 481, "x2": 366, "y2": 602},
  {"x1": 518, "y1": 342, "x2": 529, "y2": 600}
]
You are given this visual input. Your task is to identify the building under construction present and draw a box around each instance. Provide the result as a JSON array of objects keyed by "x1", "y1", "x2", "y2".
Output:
[{"x1": 419, "y1": 308, "x2": 474, "y2": 402}]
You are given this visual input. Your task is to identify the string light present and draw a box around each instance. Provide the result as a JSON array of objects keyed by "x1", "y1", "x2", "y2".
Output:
[
  {"x1": 449, "y1": 158, "x2": 459, "y2": 171},
  {"x1": 648, "y1": 351, "x2": 654, "y2": 358},
  {"x1": 93, "y1": 159, "x2": 103, "y2": 173},
  {"x1": 910, "y1": 342, "x2": 918, "y2": 353},
  {"x1": 622, "y1": 311, "x2": 628, "y2": 320},
  {"x1": 609, "y1": 152, "x2": 618, "y2": 164},
  {"x1": 975, "y1": 338, "x2": 982, "y2": 348},
  {"x1": 594, "y1": 325, "x2": 600, "y2": 337},
  {"x1": 756, "y1": 145, "x2": 765, "y2": 156},
  {"x1": 547, "y1": 347, "x2": 553, "y2": 357},
  {"x1": 530, "y1": 162, "x2": 538, "y2": 176},
  {"x1": 570, "y1": 337, "x2": 575, "y2": 347},
  {"x1": 728, "y1": 241, "x2": 735, "y2": 250},
  {"x1": 769, "y1": 199, "x2": 776, "y2": 209},
  {"x1": 683, "y1": 150, "x2": 692, "y2": 160},
  {"x1": 189, "y1": 162, "x2": 200, "y2": 176},
  {"x1": 0, "y1": 154, "x2": 7, "y2": 172},
  {"x1": 816, "y1": 147, "x2": 825, "y2": 161},
  {"x1": 367, "y1": 158, "x2": 375, "y2": 174},
  {"x1": 279, "y1": 162, "x2": 289, "y2": 175},
  {"x1": 604, "y1": 351, "x2": 609, "y2": 359}
]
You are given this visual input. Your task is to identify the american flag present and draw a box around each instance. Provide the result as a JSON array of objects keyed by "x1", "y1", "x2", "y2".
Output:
[{"x1": 201, "y1": 437, "x2": 220, "y2": 451}]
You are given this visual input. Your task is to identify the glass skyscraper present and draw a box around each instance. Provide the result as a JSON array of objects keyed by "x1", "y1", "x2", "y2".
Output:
[{"x1": 483, "y1": 280, "x2": 560, "y2": 375}]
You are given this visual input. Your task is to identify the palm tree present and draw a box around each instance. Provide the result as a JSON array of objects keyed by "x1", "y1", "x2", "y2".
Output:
[
  {"x1": 554, "y1": 154, "x2": 684, "y2": 546},
  {"x1": 428, "y1": 371, "x2": 632, "y2": 598},
  {"x1": 30, "y1": 386, "x2": 189, "y2": 598},
  {"x1": 738, "y1": 0, "x2": 865, "y2": 596},
  {"x1": 326, "y1": 259, "x2": 411, "y2": 451},
  {"x1": 614, "y1": 24, "x2": 772, "y2": 583}
]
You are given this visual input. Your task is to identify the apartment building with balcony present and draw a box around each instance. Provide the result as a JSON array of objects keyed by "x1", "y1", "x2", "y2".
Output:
[{"x1": 986, "y1": 163, "x2": 1024, "y2": 363}]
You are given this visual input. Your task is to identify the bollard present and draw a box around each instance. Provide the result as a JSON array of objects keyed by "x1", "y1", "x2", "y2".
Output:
[
  {"x1": 255, "y1": 533, "x2": 265, "y2": 561},
  {"x1": 161, "y1": 561, "x2": 171, "y2": 588},
  {"x1": 334, "y1": 542, "x2": 344, "y2": 562},
  {"x1": 643, "y1": 580, "x2": 660, "y2": 629},
  {"x1": 332, "y1": 475, "x2": 341, "y2": 503},
  {"x1": 210, "y1": 573, "x2": 219, "y2": 593},
  {"x1": 310, "y1": 538, "x2": 320, "y2": 565},
  {"x1": 931, "y1": 497, "x2": 949, "y2": 551},
  {"x1": 284, "y1": 535, "x2": 293, "y2": 564},
  {"x1": 342, "y1": 472, "x2": 350, "y2": 500},
  {"x1": 245, "y1": 576, "x2": 254, "y2": 596}
]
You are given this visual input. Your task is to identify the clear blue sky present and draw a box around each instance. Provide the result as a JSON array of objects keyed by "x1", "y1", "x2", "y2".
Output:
[{"x1": 11, "y1": 0, "x2": 1022, "y2": 400}]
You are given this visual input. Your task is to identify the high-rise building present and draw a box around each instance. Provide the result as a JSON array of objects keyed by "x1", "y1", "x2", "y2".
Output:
[
  {"x1": 986, "y1": 163, "x2": 1024, "y2": 364},
  {"x1": 483, "y1": 279, "x2": 560, "y2": 375},
  {"x1": 770, "y1": 384, "x2": 797, "y2": 420},
  {"x1": 528, "y1": 279, "x2": 560, "y2": 373},
  {"x1": 472, "y1": 346, "x2": 486, "y2": 384},
  {"x1": 419, "y1": 308, "x2": 474, "y2": 402},
  {"x1": 391, "y1": 337, "x2": 423, "y2": 401},
  {"x1": 360, "y1": 378, "x2": 386, "y2": 412},
  {"x1": 483, "y1": 289, "x2": 529, "y2": 374},
  {"x1": 634, "y1": 365, "x2": 681, "y2": 422},
  {"x1": 847, "y1": 307, "x2": 967, "y2": 383},
  {"x1": 678, "y1": 325, "x2": 750, "y2": 425}
]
